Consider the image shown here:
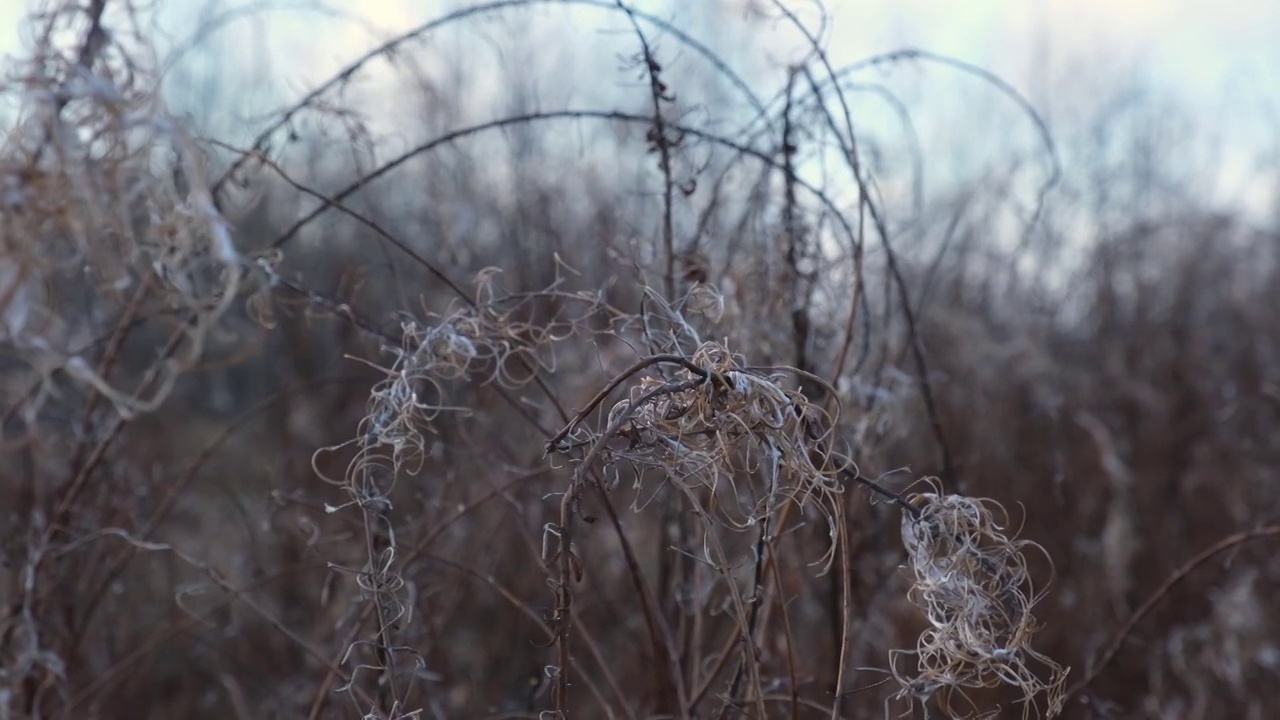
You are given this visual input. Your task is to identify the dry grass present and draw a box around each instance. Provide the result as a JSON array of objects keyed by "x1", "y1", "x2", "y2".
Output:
[{"x1": 2, "y1": 1, "x2": 1278, "y2": 719}]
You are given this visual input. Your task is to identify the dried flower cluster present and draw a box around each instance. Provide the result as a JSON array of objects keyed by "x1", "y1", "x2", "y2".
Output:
[
  {"x1": 562, "y1": 340, "x2": 843, "y2": 547},
  {"x1": 894, "y1": 486, "x2": 1068, "y2": 717},
  {"x1": 0, "y1": 0, "x2": 252, "y2": 426}
]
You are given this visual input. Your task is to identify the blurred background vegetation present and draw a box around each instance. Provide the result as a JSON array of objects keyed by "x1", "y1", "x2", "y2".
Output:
[{"x1": 1, "y1": 1, "x2": 1278, "y2": 718}]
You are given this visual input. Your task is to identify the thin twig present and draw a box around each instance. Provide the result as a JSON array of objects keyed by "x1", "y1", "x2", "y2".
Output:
[{"x1": 1065, "y1": 524, "x2": 1280, "y2": 705}]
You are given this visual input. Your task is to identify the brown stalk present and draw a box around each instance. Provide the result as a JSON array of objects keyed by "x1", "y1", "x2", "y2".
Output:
[{"x1": 1065, "y1": 524, "x2": 1280, "y2": 705}]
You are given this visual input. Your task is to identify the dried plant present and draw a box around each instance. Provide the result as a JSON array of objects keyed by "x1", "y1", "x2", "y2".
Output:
[
  {"x1": 894, "y1": 485, "x2": 1067, "y2": 718},
  {"x1": 3, "y1": 1, "x2": 1278, "y2": 719}
]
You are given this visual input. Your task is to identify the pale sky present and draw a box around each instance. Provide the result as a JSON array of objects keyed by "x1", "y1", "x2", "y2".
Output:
[
  {"x1": 3, "y1": 0, "x2": 1275, "y2": 104},
  {"x1": 4, "y1": 0, "x2": 1275, "y2": 111},
  {"x1": 3, "y1": 0, "x2": 1276, "y2": 217}
]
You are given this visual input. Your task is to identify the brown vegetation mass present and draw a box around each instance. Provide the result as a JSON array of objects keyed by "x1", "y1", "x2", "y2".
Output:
[{"x1": 2, "y1": 1, "x2": 1277, "y2": 718}]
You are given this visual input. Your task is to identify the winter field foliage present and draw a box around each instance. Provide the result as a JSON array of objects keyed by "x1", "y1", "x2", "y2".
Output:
[{"x1": 2, "y1": 1, "x2": 1279, "y2": 718}]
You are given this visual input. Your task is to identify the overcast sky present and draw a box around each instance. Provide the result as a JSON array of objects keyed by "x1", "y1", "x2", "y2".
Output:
[
  {"x1": 3, "y1": 0, "x2": 1276, "y2": 217},
  {"x1": 4, "y1": 0, "x2": 1275, "y2": 111}
]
